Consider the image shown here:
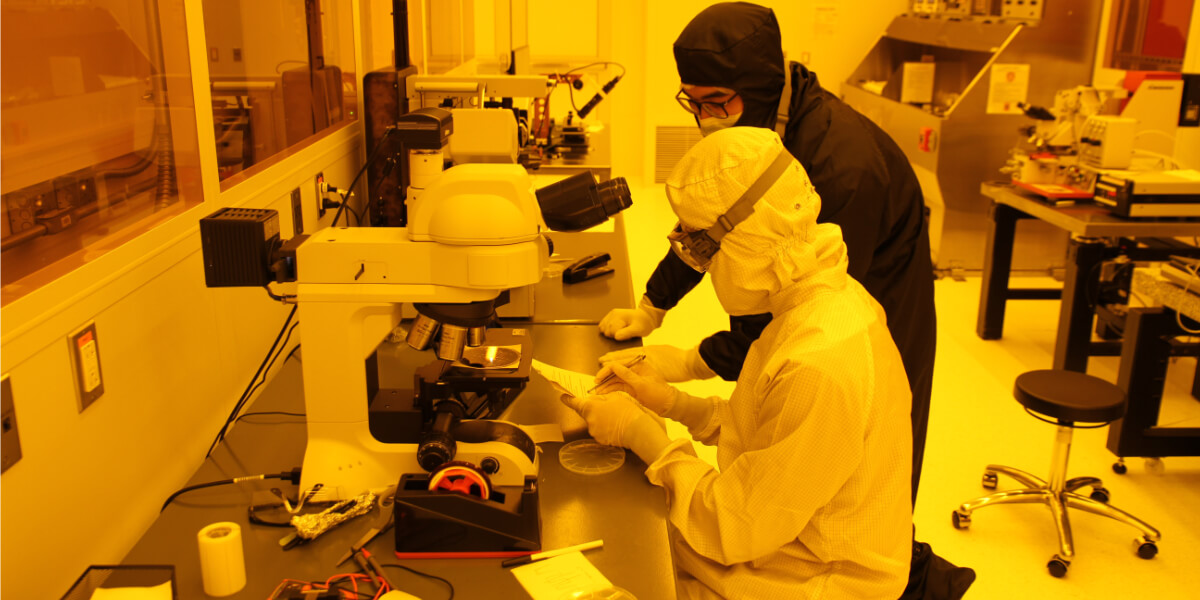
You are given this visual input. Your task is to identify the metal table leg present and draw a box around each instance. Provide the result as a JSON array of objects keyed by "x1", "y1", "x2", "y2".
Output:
[
  {"x1": 1053, "y1": 238, "x2": 1107, "y2": 372},
  {"x1": 977, "y1": 203, "x2": 1023, "y2": 340}
]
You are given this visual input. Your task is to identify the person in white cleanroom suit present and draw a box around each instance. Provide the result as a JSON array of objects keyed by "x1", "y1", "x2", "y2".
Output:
[{"x1": 561, "y1": 127, "x2": 912, "y2": 599}]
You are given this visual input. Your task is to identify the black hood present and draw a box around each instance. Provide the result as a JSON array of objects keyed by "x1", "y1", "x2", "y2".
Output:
[
  {"x1": 784, "y1": 61, "x2": 830, "y2": 151},
  {"x1": 673, "y1": 2, "x2": 786, "y2": 130}
]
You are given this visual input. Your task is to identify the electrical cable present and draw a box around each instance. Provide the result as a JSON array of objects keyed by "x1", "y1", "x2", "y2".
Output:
[
  {"x1": 333, "y1": 127, "x2": 397, "y2": 227},
  {"x1": 1176, "y1": 260, "x2": 1200, "y2": 334},
  {"x1": 1133, "y1": 129, "x2": 1176, "y2": 144},
  {"x1": 1083, "y1": 256, "x2": 1111, "y2": 310},
  {"x1": 241, "y1": 321, "x2": 302, "y2": 411},
  {"x1": 161, "y1": 468, "x2": 301, "y2": 512},
  {"x1": 234, "y1": 411, "x2": 307, "y2": 423},
  {"x1": 561, "y1": 61, "x2": 625, "y2": 118},
  {"x1": 205, "y1": 305, "x2": 299, "y2": 458},
  {"x1": 218, "y1": 319, "x2": 299, "y2": 450},
  {"x1": 1132, "y1": 148, "x2": 1191, "y2": 170},
  {"x1": 380, "y1": 563, "x2": 455, "y2": 599},
  {"x1": 367, "y1": 156, "x2": 399, "y2": 227},
  {"x1": 248, "y1": 503, "x2": 301, "y2": 528},
  {"x1": 269, "y1": 575, "x2": 380, "y2": 600},
  {"x1": 564, "y1": 61, "x2": 626, "y2": 77},
  {"x1": 263, "y1": 284, "x2": 285, "y2": 302}
]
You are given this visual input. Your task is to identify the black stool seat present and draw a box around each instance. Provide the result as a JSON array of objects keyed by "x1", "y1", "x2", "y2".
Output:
[{"x1": 1014, "y1": 370, "x2": 1126, "y2": 424}]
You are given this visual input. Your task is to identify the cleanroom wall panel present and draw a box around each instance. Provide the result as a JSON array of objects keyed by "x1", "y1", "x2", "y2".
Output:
[
  {"x1": 641, "y1": 0, "x2": 907, "y2": 126},
  {"x1": 528, "y1": 0, "x2": 599, "y2": 59},
  {"x1": 790, "y1": 0, "x2": 909, "y2": 95},
  {"x1": 603, "y1": 0, "x2": 647, "y2": 188},
  {"x1": 637, "y1": 0, "x2": 908, "y2": 188}
]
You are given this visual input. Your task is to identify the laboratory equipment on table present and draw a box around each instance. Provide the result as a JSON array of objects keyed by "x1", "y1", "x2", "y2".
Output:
[
  {"x1": 998, "y1": 80, "x2": 1200, "y2": 217},
  {"x1": 998, "y1": 87, "x2": 1116, "y2": 192},
  {"x1": 199, "y1": 113, "x2": 631, "y2": 553}
]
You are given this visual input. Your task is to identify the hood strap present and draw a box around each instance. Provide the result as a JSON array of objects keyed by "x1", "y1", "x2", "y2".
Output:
[{"x1": 708, "y1": 148, "x2": 794, "y2": 244}]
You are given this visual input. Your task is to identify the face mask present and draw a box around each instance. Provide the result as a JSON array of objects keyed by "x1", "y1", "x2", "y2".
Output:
[{"x1": 699, "y1": 113, "x2": 741, "y2": 137}]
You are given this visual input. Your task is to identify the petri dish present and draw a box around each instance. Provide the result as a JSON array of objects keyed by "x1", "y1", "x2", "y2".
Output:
[{"x1": 559, "y1": 439, "x2": 626, "y2": 475}]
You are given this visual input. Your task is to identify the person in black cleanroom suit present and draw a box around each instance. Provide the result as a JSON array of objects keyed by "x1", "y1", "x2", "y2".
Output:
[{"x1": 600, "y1": 1, "x2": 936, "y2": 507}]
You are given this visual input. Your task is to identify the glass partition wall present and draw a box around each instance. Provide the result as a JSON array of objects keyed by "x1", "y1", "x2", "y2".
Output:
[
  {"x1": 1, "y1": 0, "x2": 203, "y2": 305},
  {"x1": 0, "y1": 0, "x2": 358, "y2": 306},
  {"x1": 203, "y1": 0, "x2": 358, "y2": 186}
]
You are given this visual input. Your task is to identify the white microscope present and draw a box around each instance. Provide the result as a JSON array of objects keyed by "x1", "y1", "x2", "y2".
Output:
[{"x1": 199, "y1": 107, "x2": 630, "y2": 552}]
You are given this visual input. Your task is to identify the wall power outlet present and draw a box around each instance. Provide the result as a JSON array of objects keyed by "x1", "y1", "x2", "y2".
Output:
[
  {"x1": 1, "y1": 375, "x2": 21, "y2": 474},
  {"x1": 69, "y1": 322, "x2": 104, "y2": 412}
]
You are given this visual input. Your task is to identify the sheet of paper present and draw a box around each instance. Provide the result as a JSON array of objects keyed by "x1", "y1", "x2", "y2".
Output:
[
  {"x1": 520, "y1": 423, "x2": 564, "y2": 444},
  {"x1": 89, "y1": 581, "x2": 174, "y2": 600},
  {"x1": 813, "y1": 1, "x2": 839, "y2": 39},
  {"x1": 901, "y1": 62, "x2": 935, "y2": 104},
  {"x1": 987, "y1": 63, "x2": 1030, "y2": 114},
  {"x1": 531, "y1": 359, "x2": 596, "y2": 398},
  {"x1": 510, "y1": 551, "x2": 614, "y2": 600}
]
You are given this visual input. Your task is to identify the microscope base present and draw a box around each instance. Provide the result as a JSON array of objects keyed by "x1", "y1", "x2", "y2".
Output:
[{"x1": 393, "y1": 473, "x2": 541, "y2": 556}]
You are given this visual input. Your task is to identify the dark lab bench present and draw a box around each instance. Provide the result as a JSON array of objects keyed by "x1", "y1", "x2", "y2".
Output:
[
  {"x1": 122, "y1": 225, "x2": 676, "y2": 598},
  {"x1": 976, "y1": 182, "x2": 1200, "y2": 372},
  {"x1": 1105, "y1": 270, "x2": 1200, "y2": 463}
]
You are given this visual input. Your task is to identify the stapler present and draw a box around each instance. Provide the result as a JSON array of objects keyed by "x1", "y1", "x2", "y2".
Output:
[{"x1": 563, "y1": 253, "x2": 614, "y2": 284}]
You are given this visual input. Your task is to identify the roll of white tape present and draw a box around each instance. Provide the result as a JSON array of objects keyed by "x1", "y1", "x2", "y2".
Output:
[{"x1": 197, "y1": 521, "x2": 246, "y2": 597}]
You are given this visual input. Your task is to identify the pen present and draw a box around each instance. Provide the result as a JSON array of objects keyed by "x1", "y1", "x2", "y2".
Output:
[
  {"x1": 351, "y1": 549, "x2": 381, "y2": 588},
  {"x1": 501, "y1": 539, "x2": 605, "y2": 568},
  {"x1": 587, "y1": 354, "x2": 646, "y2": 394},
  {"x1": 360, "y1": 549, "x2": 394, "y2": 590}
]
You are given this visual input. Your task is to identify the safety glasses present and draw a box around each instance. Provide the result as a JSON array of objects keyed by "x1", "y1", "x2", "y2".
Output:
[
  {"x1": 668, "y1": 223, "x2": 721, "y2": 273},
  {"x1": 675, "y1": 88, "x2": 739, "y2": 119}
]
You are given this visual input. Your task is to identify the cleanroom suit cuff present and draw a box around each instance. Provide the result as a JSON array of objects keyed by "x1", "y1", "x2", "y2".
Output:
[
  {"x1": 663, "y1": 390, "x2": 718, "y2": 442},
  {"x1": 684, "y1": 345, "x2": 718, "y2": 380},
  {"x1": 638, "y1": 295, "x2": 668, "y2": 328},
  {"x1": 643, "y1": 438, "x2": 700, "y2": 480},
  {"x1": 625, "y1": 414, "x2": 672, "y2": 465}
]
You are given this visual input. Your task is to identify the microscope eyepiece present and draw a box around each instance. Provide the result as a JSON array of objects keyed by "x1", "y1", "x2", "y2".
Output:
[{"x1": 536, "y1": 171, "x2": 632, "y2": 232}]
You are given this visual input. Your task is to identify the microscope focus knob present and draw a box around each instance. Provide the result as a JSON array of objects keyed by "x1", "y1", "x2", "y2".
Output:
[
  {"x1": 480, "y1": 457, "x2": 500, "y2": 474},
  {"x1": 418, "y1": 432, "x2": 457, "y2": 472}
]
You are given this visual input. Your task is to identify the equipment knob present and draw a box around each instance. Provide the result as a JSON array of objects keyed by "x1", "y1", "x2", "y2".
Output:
[
  {"x1": 417, "y1": 432, "x2": 456, "y2": 472},
  {"x1": 480, "y1": 457, "x2": 500, "y2": 474}
]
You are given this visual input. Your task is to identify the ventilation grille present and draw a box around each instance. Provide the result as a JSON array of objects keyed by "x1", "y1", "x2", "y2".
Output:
[{"x1": 654, "y1": 126, "x2": 703, "y2": 183}]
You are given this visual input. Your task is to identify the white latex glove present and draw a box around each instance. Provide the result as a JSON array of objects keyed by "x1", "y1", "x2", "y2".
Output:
[
  {"x1": 592, "y1": 362, "x2": 680, "y2": 416},
  {"x1": 663, "y1": 390, "x2": 717, "y2": 437},
  {"x1": 599, "y1": 345, "x2": 716, "y2": 383},
  {"x1": 561, "y1": 392, "x2": 671, "y2": 463},
  {"x1": 598, "y1": 296, "x2": 667, "y2": 341}
]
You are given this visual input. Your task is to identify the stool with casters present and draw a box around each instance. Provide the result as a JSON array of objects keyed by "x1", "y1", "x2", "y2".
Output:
[{"x1": 950, "y1": 369, "x2": 1161, "y2": 577}]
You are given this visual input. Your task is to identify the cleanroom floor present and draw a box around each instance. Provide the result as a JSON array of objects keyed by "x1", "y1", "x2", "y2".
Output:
[{"x1": 619, "y1": 184, "x2": 1200, "y2": 599}]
